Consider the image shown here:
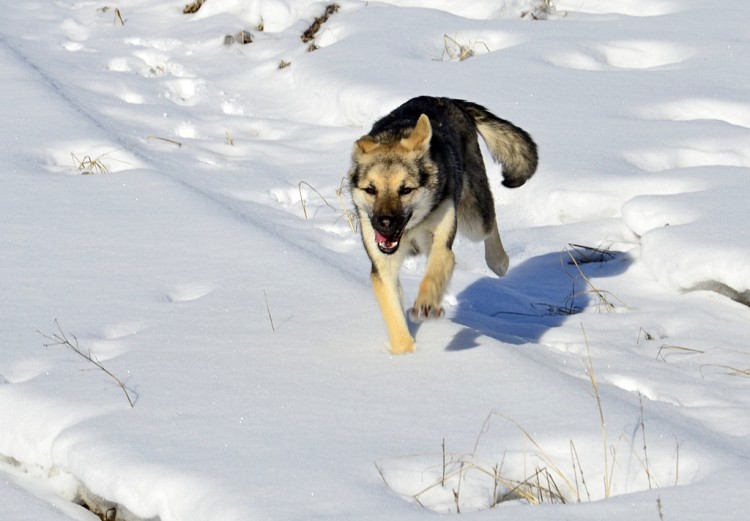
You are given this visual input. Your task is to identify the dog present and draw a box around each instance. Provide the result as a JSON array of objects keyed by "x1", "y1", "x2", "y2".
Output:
[{"x1": 348, "y1": 96, "x2": 538, "y2": 354}]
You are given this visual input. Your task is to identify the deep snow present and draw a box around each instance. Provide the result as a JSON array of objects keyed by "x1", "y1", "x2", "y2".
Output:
[{"x1": 1, "y1": 0, "x2": 749, "y2": 519}]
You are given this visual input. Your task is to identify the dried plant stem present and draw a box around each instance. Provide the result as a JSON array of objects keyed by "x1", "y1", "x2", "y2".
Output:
[
  {"x1": 442, "y1": 34, "x2": 490, "y2": 61},
  {"x1": 441, "y1": 438, "x2": 447, "y2": 486},
  {"x1": 298, "y1": 178, "x2": 357, "y2": 233},
  {"x1": 700, "y1": 364, "x2": 750, "y2": 378},
  {"x1": 39, "y1": 320, "x2": 135, "y2": 408},
  {"x1": 146, "y1": 135, "x2": 183, "y2": 147},
  {"x1": 639, "y1": 392, "x2": 653, "y2": 489},
  {"x1": 581, "y1": 324, "x2": 612, "y2": 497},
  {"x1": 570, "y1": 440, "x2": 591, "y2": 501},
  {"x1": 656, "y1": 344, "x2": 705, "y2": 361},
  {"x1": 263, "y1": 289, "x2": 276, "y2": 332},
  {"x1": 565, "y1": 247, "x2": 622, "y2": 312}
]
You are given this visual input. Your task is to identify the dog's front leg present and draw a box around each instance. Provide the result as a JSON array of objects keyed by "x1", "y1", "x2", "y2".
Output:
[
  {"x1": 410, "y1": 202, "x2": 457, "y2": 321},
  {"x1": 371, "y1": 266, "x2": 415, "y2": 355}
]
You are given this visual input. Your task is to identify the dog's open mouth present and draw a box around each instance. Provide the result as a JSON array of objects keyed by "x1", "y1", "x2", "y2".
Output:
[
  {"x1": 374, "y1": 230, "x2": 403, "y2": 254},
  {"x1": 373, "y1": 215, "x2": 410, "y2": 255}
]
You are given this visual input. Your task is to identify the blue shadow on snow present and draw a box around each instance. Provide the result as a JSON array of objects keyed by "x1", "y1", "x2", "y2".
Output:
[{"x1": 446, "y1": 247, "x2": 632, "y2": 351}]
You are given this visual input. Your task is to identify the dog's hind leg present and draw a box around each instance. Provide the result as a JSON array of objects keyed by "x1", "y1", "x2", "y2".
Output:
[{"x1": 484, "y1": 220, "x2": 509, "y2": 277}]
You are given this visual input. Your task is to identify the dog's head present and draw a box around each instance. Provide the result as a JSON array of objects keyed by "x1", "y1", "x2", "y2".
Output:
[{"x1": 349, "y1": 114, "x2": 437, "y2": 255}]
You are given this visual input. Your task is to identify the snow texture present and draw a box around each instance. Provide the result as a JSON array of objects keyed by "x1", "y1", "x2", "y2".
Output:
[{"x1": 1, "y1": 0, "x2": 750, "y2": 519}]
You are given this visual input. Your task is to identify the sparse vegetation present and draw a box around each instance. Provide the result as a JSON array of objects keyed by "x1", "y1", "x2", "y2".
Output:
[
  {"x1": 39, "y1": 320, "x2": 135, "y2": 408},
  {"x1": 263, "y1": 289, "x2": 276, "y2": 332},
  {"x1": 564, "y1": 243, "x2": 626, "y2": 312},
  {"x1": 301, "y1": 3, "x2": 340, "y2": 44},
  {"x1": 183, "y1": 0, "x2": 205, "y2": 15},
  {"x1": 146, "y1": 135, "x2": 183, "y2": 147},
  {"x1": 376, "y1": 330, "x2": 679, "y2": 513},
  {"x1": 71, "y1": 151, "x2": 113, "y2": 175},
  {"x1": 441, "y1": 34, "x2": 490, "y2": 62},
  {"x1": 521, "y1": 0, "x2": 559, "y2": 19},
  {"x1": 114, "y1": 8, "x2": 125, "y2": 26},
  {"x1": 298, "y1": 178, "x2": 357, "y2": 233}
]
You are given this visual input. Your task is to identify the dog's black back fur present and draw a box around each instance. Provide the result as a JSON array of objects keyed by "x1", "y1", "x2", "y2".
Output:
[{"x1": 368, "y1": 97, "x2": 475, "y2": 209}]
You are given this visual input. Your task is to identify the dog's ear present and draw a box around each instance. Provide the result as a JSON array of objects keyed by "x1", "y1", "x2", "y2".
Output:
[
  {"x1": 354, "y1": 136, "x2": 380, "y2": 155},
  {"x1": 400, "y1": 114, "x2": 431, "y2": 154}
]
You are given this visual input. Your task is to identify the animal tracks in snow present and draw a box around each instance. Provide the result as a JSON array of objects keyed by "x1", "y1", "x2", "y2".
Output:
[
  {"x1": 163, "y1": 283, "x2": 215, "y2": 303},
  {"x1": 548, "y1": 40, "x2": 692, "y2": 71},
  {"x1": 637, "y1": 98, "x2": 750, "y2": 130}
]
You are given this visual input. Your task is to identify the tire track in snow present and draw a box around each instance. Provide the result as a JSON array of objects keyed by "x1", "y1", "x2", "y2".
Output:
[
  {"x1": 0, "y1": 32, "x2": 364, "y2": 521},
  {"x1": 0, "y1": 33, "x2": 364, "y2": 285}
]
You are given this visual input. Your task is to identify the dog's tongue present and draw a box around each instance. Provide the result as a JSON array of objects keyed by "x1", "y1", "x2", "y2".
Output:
[{"x1": 375, "y1": 230, "x2": 397, "y2": 248}]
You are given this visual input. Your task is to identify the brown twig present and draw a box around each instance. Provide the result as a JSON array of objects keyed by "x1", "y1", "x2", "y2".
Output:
[{"x1": 39, "y1": 320, "x2": 135, "y2": 408}]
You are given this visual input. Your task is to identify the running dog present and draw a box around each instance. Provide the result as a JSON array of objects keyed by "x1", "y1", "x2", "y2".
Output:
[{"x1": 348, "y1": 96, "x2": 538, "y2": 354}]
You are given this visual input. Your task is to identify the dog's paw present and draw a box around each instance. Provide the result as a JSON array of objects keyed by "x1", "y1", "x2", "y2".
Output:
[
  {"x1": 389, "y1": 337, "x2": 416, "y2": 355},
  {"x1": 485, "y1": 251, "x2": 510, "y2": 277},
  {"x1": 408, "y1": 304, "x2": 445, "y2": 322}
]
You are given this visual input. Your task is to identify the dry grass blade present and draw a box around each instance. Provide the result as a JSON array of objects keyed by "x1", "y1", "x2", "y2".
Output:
[
  {"x1": 298, "y1": 179, "x2": 358, "y2": 233},
  {"x1": 71, "y1": 152, "x2": 110, "y2": 175},
  {"x1": 699, "y1": 364, "x2": 750, "y2": 378},
  {"x1": 568, "y1": 243, "x2": 616, "y2": 264},
  {"x1": 298, "y1": 180, "x2": 337, "y2": 219},
  {"x1": 569, "y1": 440, "x2": 591, "y2": 502},
  {"x1": 639, "y1": 392, "x2": 653, "y2": 489},
  {"x1": 442, "y1": 34, "x2": 490, "y2": 62},
  {"x1": 147, "y1": 135, "x2": 183, "y2": 147},
  {"x1": 478, "y1": 411, "x2": 578, "y2": 498},
  {"x1": 114, "y1": 8, "x2": 125, "y2": 26},
  {"x1": 563, "y1": 246, "x2": 625, "y2": 312},
  {"x1": 38, "y1": 320, "x2": 135, "y2": 408},
  {"x1": 581, "y1": 325, "x2": 612, "y2": 498},
  {"x1": 656, "y1": 344, "x2": 705, "y2": 361},
  {"x1": 336, "y1": 176, "x2": 358, "y2": 233},
  {"x1": 72, "y1": 150, "x2": 132, "y2": 175},
  {"x1": 263, "y1": 289, "x2": 276, "y2": 332}
]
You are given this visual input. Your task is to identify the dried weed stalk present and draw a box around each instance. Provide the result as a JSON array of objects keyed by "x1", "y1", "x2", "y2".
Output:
[
  {"x1": 298, "y1": 178, "x2": 357, "y2": 233},
  {"x1": 441, "y1": 34, "x2": 490, "y2": 62},
  {"x1": 39, "y1": 320, "x2": 135, "y2": 408}
]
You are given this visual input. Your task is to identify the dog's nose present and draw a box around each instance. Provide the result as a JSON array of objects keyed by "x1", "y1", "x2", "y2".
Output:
[{"x1": 376, "y1": 215, "x2": 395, "y2": 231}]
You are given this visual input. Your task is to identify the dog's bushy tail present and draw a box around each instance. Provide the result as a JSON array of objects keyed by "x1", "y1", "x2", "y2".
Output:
[{"x1": 453, "y1": 99, "x2": 538, "y2": 188}]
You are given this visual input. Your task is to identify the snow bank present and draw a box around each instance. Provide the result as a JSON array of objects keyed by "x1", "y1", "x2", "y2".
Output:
[{"x1": 2, "y1": 0, "x2": 750, "y2": 520}]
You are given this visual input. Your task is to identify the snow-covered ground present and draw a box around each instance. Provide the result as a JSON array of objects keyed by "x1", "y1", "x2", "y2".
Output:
[{"x1": 1, "y1": 0, "x2": 749, "y2": 519}]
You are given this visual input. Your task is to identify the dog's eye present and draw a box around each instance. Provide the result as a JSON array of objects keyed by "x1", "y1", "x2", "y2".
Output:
[
  {"x1": 363, "y1": 186, "x2": 377, "y2": 195},
  {"x1": 399, "y1": 186, "x2": 414, "y2": 196}
]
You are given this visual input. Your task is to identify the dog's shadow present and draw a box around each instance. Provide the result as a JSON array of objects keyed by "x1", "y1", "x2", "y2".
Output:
[{"x1": 445, "y1": 247, "x2": 632, "y2": 350}]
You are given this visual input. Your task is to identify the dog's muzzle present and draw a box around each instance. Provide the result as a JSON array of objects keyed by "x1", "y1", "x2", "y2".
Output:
[{"x1": 372, "y1": 213, "x2": 411, "y2": 255}]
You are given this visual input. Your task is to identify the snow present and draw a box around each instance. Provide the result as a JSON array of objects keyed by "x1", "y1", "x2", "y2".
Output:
[{"x1": 1, "y1": 0, "x2": 749, "y2": 519}]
